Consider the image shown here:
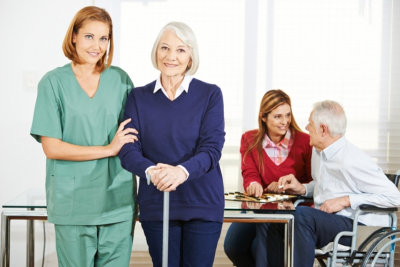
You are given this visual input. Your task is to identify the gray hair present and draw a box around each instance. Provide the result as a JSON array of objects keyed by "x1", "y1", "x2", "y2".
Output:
[
  {"x1": 311, "y1": 100, "x2": 347, "y2": 137},
  {"x1": 151, "y1": 21, "x2": 199, "y2": 75}
]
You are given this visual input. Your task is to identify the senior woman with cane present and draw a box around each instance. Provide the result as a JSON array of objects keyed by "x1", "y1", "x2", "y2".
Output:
[{"x1": 119, "y1": 21, "x2": 225, "y2": 267}]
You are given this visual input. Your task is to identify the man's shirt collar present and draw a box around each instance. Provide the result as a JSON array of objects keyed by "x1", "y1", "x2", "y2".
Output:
[{"x1": 321, "y1": 136, "x2": 346, "y2": 160}]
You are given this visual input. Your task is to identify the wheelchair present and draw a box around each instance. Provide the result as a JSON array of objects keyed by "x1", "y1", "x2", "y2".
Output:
[{"x1": 316, "y1": 171, "x2": 400, "y2": 267}]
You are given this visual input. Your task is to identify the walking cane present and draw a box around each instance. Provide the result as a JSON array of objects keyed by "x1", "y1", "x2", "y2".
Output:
[{"x1": 162, "y1": 191, "x2": 169, "y2": 267}]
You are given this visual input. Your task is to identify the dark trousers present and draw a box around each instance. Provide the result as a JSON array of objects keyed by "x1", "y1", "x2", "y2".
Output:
[
  {"x1": 293, "y1": 206, "x2": 354, "y2": 267},
  {"x1": 224, "y1": 222, "x2": 284, "y2": 267},
  {"x1": 224, "y1": 223, "x2": 257, "y2": 267},
  {"x1": 256, "y1": 207, "x2": 355, "y2": 267},
  {"x1": 256, "y1": 223, "x2": 284, "y2": 267},
  {"x1": 141, "y1": 220, "x2": 222, "y2": 267}
]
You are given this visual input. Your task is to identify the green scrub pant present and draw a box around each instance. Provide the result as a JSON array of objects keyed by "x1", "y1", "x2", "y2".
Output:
[{"x1": 54, "y1": 219, "x2": 134, "y2": 267}]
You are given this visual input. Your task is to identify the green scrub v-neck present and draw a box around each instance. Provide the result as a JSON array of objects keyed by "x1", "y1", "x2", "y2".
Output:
[{"x1": 31, "y1": 64, "x2": 136, "y2": 225}]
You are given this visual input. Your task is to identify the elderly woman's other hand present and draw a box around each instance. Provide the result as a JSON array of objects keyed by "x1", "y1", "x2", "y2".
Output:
[{"x1": 150, "y1": 163, "x2": 188, "y2": 192}]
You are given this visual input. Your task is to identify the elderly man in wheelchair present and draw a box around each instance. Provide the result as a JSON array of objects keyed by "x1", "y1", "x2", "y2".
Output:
[{"x1": 276, "y1": 100, "x2": 400, "y2": 267}]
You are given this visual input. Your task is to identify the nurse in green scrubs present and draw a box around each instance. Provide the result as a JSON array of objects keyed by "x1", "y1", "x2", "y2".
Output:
[{"x1": 30, "y1": 6, "x2": 137, "y2": 267}]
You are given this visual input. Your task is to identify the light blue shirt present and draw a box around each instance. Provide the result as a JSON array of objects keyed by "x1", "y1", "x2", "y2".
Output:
[{"x1": 304, "y1": 137, "x2": 400, "y2": 226}]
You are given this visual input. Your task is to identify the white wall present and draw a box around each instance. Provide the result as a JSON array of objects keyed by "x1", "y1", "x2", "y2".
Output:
[{"x1": 0, "y1": 1, "x2": 92, "y2": 265}]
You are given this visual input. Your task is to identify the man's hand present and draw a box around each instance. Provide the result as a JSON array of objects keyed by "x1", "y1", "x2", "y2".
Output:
[
  {"x1": 277, "y1": 174, "x2": 306, "y2": 195},
  {"x1": 320, "y1": 196, "x2": 350, "y2": 213}
]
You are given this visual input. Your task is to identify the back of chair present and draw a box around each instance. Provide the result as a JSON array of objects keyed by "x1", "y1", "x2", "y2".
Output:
[{"x1": 385, "y1": 171, "x2": 400, "y2": 187}]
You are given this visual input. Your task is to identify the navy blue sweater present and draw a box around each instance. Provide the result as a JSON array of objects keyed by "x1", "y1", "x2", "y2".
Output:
[{"x1": 119, "y1": 78, "x2": 225, "y2": 222}]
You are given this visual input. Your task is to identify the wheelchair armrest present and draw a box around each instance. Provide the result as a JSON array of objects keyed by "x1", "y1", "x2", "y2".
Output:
[
  {"x1": 293, "y1": 196, "x2": 313, "y2": 207},
  {"x1": 359, "y1": 204, "x2": 398, "y2": 213}
]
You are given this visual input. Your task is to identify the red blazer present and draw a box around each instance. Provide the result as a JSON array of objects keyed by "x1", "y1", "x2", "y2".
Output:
[{"x1": 241, "y1": 129, "x2": 312, "y2": 190}]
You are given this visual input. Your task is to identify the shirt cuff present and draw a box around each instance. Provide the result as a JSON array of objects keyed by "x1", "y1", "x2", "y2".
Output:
[
  {"x1": 145, "y1": 166, "x2": 156, "y2": 185},
  {"x1": 177, "y1": 165, "x2": 189, "y2": 180},
  {"x1": 303, "y1": 183, "x2": 313, "y2": 197},
  {"x1": 348, "y1": 194, "x2": 360, "y2": 210}
]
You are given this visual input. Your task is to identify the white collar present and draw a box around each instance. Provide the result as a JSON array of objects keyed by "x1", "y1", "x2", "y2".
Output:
[{"x1": 153, "y1": 75, "x2": 193, "y2": 94}]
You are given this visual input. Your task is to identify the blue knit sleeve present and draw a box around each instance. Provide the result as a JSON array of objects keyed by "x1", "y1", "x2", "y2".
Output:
[
  {"x1": 119, "y1": 89, "x2": 155, "y2": 179},
  {"x1": 180, "y1": 85, "x2": 225, "y2": 179}
]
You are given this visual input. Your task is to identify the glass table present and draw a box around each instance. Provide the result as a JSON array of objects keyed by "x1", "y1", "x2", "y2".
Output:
[
  {"x1": 1, "y1": 189, "x2": 46, "y2": 267},
  {"x1": 1, "y1": 189, "x2": 296, "y2": 267},
  {"x1": 224, "y1": 197, "x2": 296, "y2": 267}
]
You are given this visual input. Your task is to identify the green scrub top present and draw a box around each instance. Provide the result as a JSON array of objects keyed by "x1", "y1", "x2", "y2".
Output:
[{"x1": 31, "y1": 63, "x2": 136, "y2": 225}]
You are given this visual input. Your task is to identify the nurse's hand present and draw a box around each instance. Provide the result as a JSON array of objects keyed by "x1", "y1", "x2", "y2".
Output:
[
  {"x1": 109, "y1": 118, "x2": 138, "y2": 156},
  {"x1": 151, "y1": 163, "x2": 188, "y2": 192}
]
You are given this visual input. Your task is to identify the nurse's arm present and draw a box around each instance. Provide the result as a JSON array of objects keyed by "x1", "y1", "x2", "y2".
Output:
[{"x1": 41, "y1": 119, "x2": 138, "y2": 161}]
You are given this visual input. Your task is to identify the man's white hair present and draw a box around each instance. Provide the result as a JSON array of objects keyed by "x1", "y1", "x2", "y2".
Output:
[{"x1": 311, "y1": 100, "x2": 347, "y2": 137}]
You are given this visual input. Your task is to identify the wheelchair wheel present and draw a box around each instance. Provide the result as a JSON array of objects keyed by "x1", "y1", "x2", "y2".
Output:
[{"x1": 361, "y1": 229, "x2": 400, "y2": 267}]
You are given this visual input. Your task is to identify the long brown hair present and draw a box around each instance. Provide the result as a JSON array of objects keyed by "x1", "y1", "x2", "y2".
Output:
[
  {"x1": 62, "y1": 6, "x2": 113, "y2": 72},
  {"x1": 244, "y1": 89, "x2": 302, "y2": 172}
]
